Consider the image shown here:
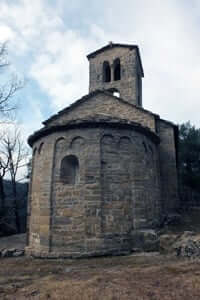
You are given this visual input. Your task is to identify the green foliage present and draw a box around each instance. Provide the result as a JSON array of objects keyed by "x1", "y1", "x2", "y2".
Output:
[{"x1": 179, "y1": 121, "x2": 200, "y2": 191}]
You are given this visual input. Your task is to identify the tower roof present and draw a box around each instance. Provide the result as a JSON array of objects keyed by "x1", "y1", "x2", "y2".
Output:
[{"x1": 87, "y1": 42, "x2": 144, "y2": 77}]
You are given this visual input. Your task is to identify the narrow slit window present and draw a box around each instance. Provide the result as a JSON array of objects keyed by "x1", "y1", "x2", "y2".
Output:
[
  {"x1": 103, "y1": 61, "x2": 111, "y2": 82},
  {"x1": 114, "y1": 58, "x2": 121, "y2": 81}
]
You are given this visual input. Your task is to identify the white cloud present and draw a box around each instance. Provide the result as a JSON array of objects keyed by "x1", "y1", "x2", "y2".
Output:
[
  {"x1": 20, "y1": 99, "x2": 44, "y2": 141},
  {"x1": 29, "y1": 23, "x2": 109, "y2": 109},
  {"x1": 0, "y1": 0, "x2": 106, "y2": 112},
  {"x1": 0, "y1": 0, "x2": 200, "y2": 131},
  {"x1": 0, "y1": 25, "x2": 14, "y2": 41},
  {"x1": 100, "y1": 0, "x2": 200, "y2": 126}
]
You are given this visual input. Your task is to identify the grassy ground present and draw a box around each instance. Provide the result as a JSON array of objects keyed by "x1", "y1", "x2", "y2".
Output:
[{"x1": 1, "y1": 254, "x2": 200, "y2": 299}]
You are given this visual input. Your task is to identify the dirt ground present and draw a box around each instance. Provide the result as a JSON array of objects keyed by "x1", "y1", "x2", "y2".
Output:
[
  {"x1": 1, "y1": 210, "x2": 200, "y2": 300},
  {"x1": 1, "y1": 254, "x2": 200, "y2": 300}
]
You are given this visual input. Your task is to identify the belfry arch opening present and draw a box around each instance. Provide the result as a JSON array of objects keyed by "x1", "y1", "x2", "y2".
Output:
[
  {"x1": 60, "y1": 155, "x2": 79, "y2": 184},
  {"x1": 103, "y1": 61, "x2": 111, "y2": 82},
  {"x1": 114, "y1": 58, "x2": 121, "y2": 81}
]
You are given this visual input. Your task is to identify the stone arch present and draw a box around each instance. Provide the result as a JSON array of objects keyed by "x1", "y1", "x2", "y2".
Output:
[
  {"x1": 70, "y1": 136, "x2": 85, "y2": 151},
  {"x1": 33, "y1": 147, "x2": 37, "y2": 156},
  {"x1": 142, "y1": 141, "x2": 148, "y2": 153},
  {"x1": 148, "y1": 144, "x2": 153, "y2": 156},
  {"x1": 103, "y1": 61, "x2": 111, "y2": 82},
  {"x1": 51, "y1": 137, "x2": 67, "y2": 185},
  {"x1": 118, "y1": 136, "x2": 132, "y2": 189},
  {"x1": 101, "y1": 134, "x2": 116, "y2": 153},
  {"x1": 31, "y1": 147, "x2": 37, "y2": 181},
  {"x1": 38, "y1": 142, "x2": 44, "y2": 155},
  {"x1": 60, "y1": 155, "x2": 79, "y2": 184},
  {"x1": 119, "y1": 136, "x2": 132, "y2": 152},
  {"x1": 30, "y1": 147, "x2": 37, "y2": 184},
  {"x1": 54, "y1": 137, "x2": 66, "y2": 153},
  {"x1": 113, "y1": 58, "x2": 121, "y2": 81}
]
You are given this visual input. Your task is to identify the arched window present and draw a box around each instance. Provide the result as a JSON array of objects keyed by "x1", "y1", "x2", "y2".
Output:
[
  {"x1": 60, "y1": 155, "x2": 79, "y2": 184},
  {"x1": 114, "y1": 58, "x2": 121, "y2": 81},
  {"x1": 103, "y1": 61, "x2": 111, "y2": 82}
]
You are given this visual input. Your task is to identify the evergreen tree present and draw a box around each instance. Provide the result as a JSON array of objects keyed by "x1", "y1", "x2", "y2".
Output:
[{"x1": 179, "y1": 121, "x2": 200, "y2": 191}]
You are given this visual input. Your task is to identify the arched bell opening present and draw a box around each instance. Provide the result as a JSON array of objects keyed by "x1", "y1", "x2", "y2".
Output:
[
  {"x1": 113, "y1": 58, "x2": 121, "y2": 81},
  {"x1": 103, "y1": 61, "x2": 111, "y2": 83}
]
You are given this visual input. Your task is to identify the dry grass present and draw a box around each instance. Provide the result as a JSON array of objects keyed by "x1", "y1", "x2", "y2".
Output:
[{"x1": 1, "y1": 254, "x2": 200, "y2": 299}]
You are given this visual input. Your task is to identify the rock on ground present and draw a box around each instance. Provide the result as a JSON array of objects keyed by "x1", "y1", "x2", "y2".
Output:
[
  {"x1": 173, "y1": 231, "x2": 200, "y2": 258},
  {"x1": 0, "y1": 233, "x2": 26, "y2": 258},
  {"x1": 159, "y1": 231, "x2": 200, "y2": 259}
]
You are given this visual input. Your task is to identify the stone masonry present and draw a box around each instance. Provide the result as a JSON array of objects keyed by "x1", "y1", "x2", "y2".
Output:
[
  {"x1": 26, "y1": 43, "x2": 179, "y2": 258},
  {"x1": 88, "y1": 43, "x2": 143, "y2": 106}
]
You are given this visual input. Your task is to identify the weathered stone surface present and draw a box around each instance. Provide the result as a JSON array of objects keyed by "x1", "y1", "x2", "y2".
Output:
[
  {"x1": 157, "y1": 120, "x2": 179, "y2": 214},
  {"x1": 26, "y1": 43, "x2": 179, "y2": 258},
  {"x1": 88, "y1": 44, "x2": 143, "y2": 106}
]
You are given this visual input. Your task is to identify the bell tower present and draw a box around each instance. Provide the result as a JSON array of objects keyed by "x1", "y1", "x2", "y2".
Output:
[{"x1": 87, "y1": 42, "x2": 144, "y2": 107}]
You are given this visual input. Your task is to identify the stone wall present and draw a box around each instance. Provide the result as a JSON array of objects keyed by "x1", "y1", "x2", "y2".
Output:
[
  {"x1": 157, "y1": 120, "x2": 179, "y2": 214},
  {"x1": 46, "y1": 93, "x2": 156, "y2": 132},
  {"x1": 27, "y1": 134, "x2": 55, "y2": 253},
  {"x1": 26, "y1": 42, "x2": 180, "y2": 258},
  {"x1": 100, "y1": 128, "x2": 161, "y2": 233},
  {"x1": 50, "y1": 129, "x2": 102, "y2": 255},
  {"x1": 26, "y1": 124, "x2": 161, "y2": 257},
  {"x1": 88, "y1": 47, "x2": 143, "y2": 106}
]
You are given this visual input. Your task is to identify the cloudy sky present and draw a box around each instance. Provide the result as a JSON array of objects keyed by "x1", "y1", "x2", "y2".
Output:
[{"x1": 0, "y1": 0, "x2": 200, "y2": 142}]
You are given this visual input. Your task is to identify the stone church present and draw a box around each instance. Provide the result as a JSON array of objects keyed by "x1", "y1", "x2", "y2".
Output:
[{"x1": 26, "y1": 43, "x2": 179, "y2": 258}]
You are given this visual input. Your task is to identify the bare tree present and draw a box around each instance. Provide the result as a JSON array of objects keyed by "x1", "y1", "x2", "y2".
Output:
[
  {"x1": 0, "y1": 42, "x2": 8, "y2": 68},
  {"x1": 0, "y1": 125, "x2": 29, "y2": 232},
  {"x1": 0, "y1": 146, "x2": 9, "y2": 209},
  {"x1": 0, "y1": 41, "x2": 26, "y2": 234},
  {"x1": 0, "y1": 42, "x2": 24, "y2": 114}
]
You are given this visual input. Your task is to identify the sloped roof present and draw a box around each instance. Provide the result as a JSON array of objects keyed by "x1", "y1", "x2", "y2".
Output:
[
  {"x1": 28, "y1": 114, "x2": 160, "y2": 147},
  {"x1": 43, "y1": 89, "x2": 158, "y2": 126},
  {"x1": 87, "y1": 43, "x2": 144, "y2": 77}
]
